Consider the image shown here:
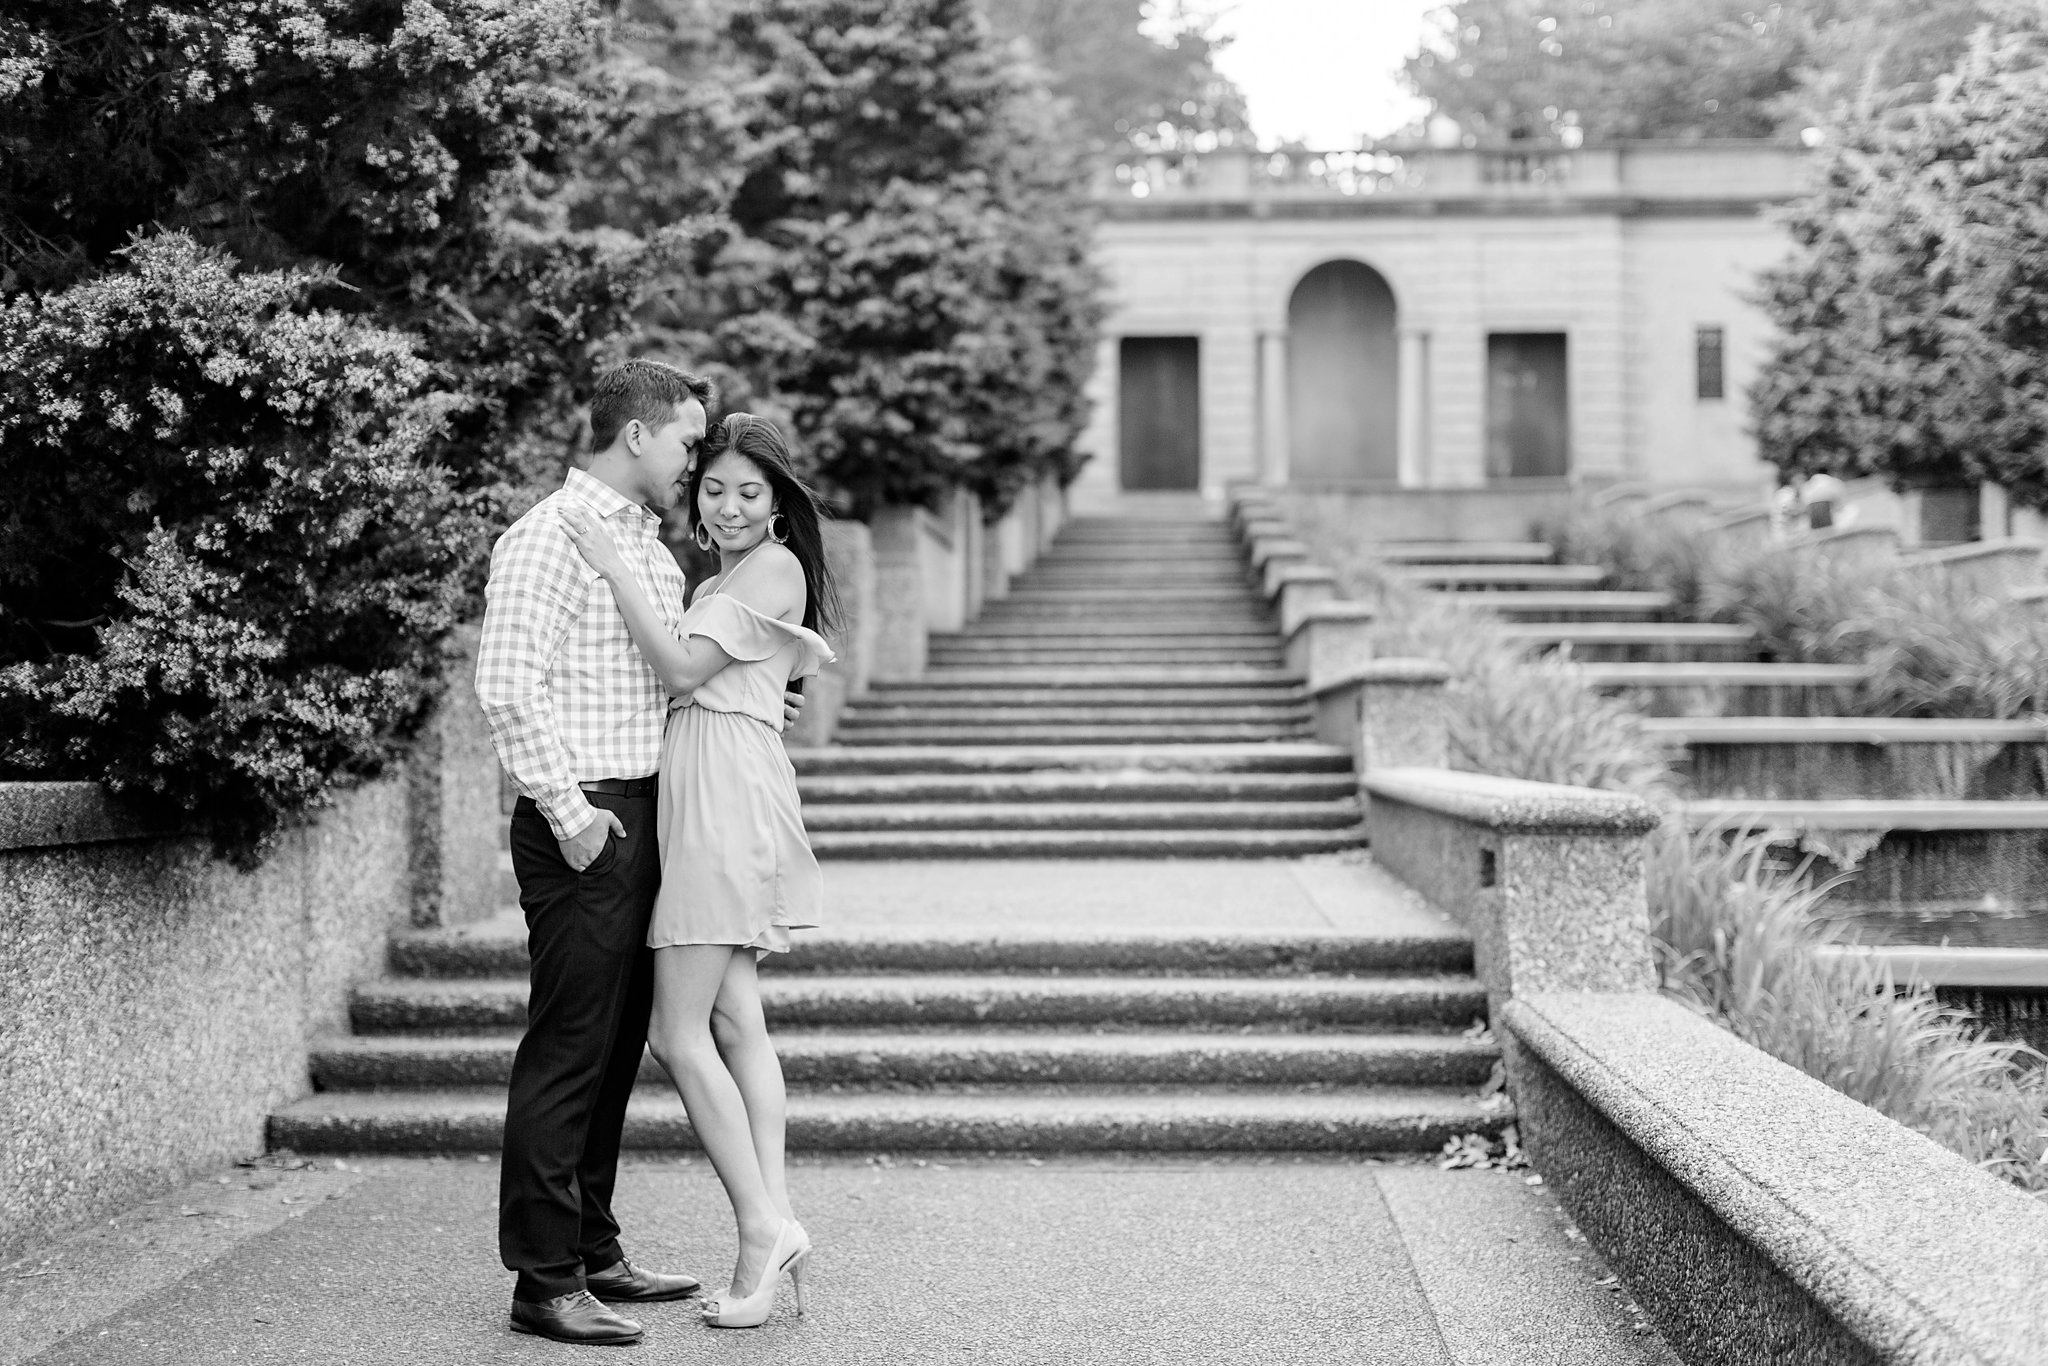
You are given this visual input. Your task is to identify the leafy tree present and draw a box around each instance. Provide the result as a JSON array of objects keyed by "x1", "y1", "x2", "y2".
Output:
[
  {"x1": 673, "y1": 0, "x2": 1103, "y2": 516},
  {"x1": 1751, "y1": 2, "x2": 2048, "y2": 507},
  {"x1": 0, "y1": 1, "x2": 676, "y2": 848},
  {"x1": 981, "y1": 0, "x2": 1251, "y2": 156},
  {"x1": 1404, "y1": 0, "x2": 1983, "y2": 144}
]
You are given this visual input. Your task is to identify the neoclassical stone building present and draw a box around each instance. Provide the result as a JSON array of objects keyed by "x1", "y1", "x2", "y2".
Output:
[{"x1": 1069, "y1": 142, "x2": 1811, "y2": 504}]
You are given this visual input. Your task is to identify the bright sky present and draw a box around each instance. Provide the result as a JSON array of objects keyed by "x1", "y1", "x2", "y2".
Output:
[{"x1": 1208, "y1": 0, "x2": 1439, "y2": 147}]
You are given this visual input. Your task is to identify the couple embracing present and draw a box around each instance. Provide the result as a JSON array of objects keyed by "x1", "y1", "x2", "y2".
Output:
[{"x1": 474, "y1": 358, "x2": 837, "y2": 1346}]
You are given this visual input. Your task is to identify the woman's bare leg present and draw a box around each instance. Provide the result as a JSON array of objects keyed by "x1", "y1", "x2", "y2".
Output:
[
  {"x1": 710, "y1": 952, "x2": 793, "y2": 1221},
  {"x1": 646, "y1": 944, "x2": 782, "y2": 1295}
]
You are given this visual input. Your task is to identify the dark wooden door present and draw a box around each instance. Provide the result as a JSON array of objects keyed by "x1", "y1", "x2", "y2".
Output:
[
  {"x1": 1119, "y1": 337, "x2": 1201, "y2": 490},
  {"x1": 1486, "y1": 333, "x2": 1569, "y2": 479}
]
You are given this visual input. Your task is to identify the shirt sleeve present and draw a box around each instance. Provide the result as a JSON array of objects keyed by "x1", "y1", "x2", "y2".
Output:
[{"x1": 474, "y1": 513, "x2": 599, "y2": 842}]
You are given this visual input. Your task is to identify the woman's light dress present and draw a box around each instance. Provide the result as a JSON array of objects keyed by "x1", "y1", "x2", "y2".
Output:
[{"x1": 647, "y1": 572, "x2": 834, "y2": 956}]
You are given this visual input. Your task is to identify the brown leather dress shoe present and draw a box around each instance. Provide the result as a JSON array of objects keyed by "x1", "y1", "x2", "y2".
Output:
[
  {"x1": 586, "y1": 1257, "x2": 703, "y2": 1302},
  {"x1": 509, "y1": 1289, "x2": 644, "y2": 1344}
]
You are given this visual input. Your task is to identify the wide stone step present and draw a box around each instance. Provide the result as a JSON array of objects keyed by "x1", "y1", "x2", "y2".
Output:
[
  {"x1": 390, "y1": 922, "x2": 1471, "y2": 980},
  {"x1": 1655, "y1": 717, "x2": 2048, "y2": 801},
  {"x1": 809, "y1": 827, "x2": 1368, "y2": 858},
  {"x1": 804, "y1": 800, "x2": 1360, "y2": 833},
  {"x1": 861, "y1": 685, "x2": 1309, "y2": 707},
  {"x1": 311, "y1": 1030, "x2": 1497, "y2": 1091},
  {"x1": 787, "y1": 742, "x2": 1349, "y2": 775},
  {"x1": 1494, "y1": 621, "x2": 1757, "y2": 663},
  {"x1": 926, "y1": 649, "x2": 1287, "y2": 668},
  {"x1": 797, "y1": 772, "x2": 1355, "y2": 805},
  {"x1": 836, "y1": 704, "x2": 1311, "y2": 728},
  {"x1": 935, "y1": 635, "x2": 1281, "y2": 654},
  {"x1": 1576, "y1": 662, "x2": 1872, "y2": 717},
  {"x1": 1445, "y1": 590, "x2": 1672, "y2": 621},
  {"x1": 1686, "y1": 799, "x2": 2048, "y2": 919},
  {"x1": 352, "y1": 973, "x2": 1475, "y2": 1034},
  {"x1": 974, "y1": 610, "x2": 1277, "y2": 626},
  {"x1": 269, "y1": 1086, "x2": 1506, "y2": 1154},
  {"x1": 1370, "y1": 541, "x2": 1556, "y2": 565},
  {"x1": 953, "y1": 619, "x2": 1280, "y2": 638},
  {"x1": 831, "y1": 722, "x2": 1313, "y2": 745},
  {"x1": 1015, "y1": 571, "x2": 1251, "y2": 587},
  {"x1": 997, "y1": 589, "x2": 1263, "y2": 604},
  {"x1": 893, "y1": 667, "x2": 1303, "y2": 688},
  {"x1": 1394, "y1": 564, "x2": 1607, "y2": 590},
  {"x1": 1684, "y1": 798, "x2": 2048, "y2": 832}
]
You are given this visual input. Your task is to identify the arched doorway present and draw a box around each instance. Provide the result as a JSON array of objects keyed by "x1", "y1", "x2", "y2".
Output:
[{"x1": 1288, "y1": 260, "x2": 1398, "y2": 482}]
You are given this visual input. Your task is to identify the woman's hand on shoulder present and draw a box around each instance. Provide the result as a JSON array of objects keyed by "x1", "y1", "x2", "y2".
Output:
[
  {"x1": 559, "y1": 503, "x2": 630, "y2": 581},
  {"x1": 728, "y1": 542, "x2": 806, "y2": 622}
]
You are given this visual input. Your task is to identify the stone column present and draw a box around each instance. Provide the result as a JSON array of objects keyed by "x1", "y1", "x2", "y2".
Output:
[
  {"x1": 1397, "y1": 328, "x2": 1430, "y2": 488},
  {"x1": 1258, "y1": 330, "x2": 1289, "y2": 487},
  {"x1": 868, "y1": 505, "x2": 926, "y2": 681},
  {"x1": 786, "y1": 520, "x2": 875, "y2": 747}
]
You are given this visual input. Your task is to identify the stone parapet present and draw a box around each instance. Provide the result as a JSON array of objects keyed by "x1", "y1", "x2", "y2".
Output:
[
  {"x1": 1898, "y1": 538, "x2": 2045, "y2": 598},
  {"x1": 0, "y1": 777, "x2": 413, "y2": 1260},
  {"x1": 1311, "y1": 658, "x2": 1450, "y2": 773},
  {"x1": 1504, "y1": 990, "x2": 2048, "y2": 1366},
  {"x1": 1283, "y1": 601, "x2": 1377, "y2": 692},
  {"x1": 1361, "y1": 767, "x2": 1658, "y2": 1007}
]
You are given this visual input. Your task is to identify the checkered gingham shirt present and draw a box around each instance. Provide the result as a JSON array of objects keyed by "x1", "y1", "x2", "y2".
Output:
[{"x1": 475, "y1": 468, "x2": 689, "y2": 841}]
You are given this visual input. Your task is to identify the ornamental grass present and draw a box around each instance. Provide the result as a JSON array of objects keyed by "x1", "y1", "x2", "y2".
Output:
[{"x1": 1294, "y1": 514, "x2": 2048, "y2": 1193}]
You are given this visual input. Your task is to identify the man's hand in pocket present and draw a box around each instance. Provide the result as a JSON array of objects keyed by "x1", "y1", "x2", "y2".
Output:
[{"x1": 559, "y1": 810, "x2": 627, "y2": 872}]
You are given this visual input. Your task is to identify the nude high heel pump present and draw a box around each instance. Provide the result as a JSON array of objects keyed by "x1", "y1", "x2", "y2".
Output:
[{"x1": 701, "y1": 1221, "x2": 810, "y2": 1328}]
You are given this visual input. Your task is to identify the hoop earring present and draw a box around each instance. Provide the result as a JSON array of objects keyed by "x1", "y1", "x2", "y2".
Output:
[
  {"x1": 693, "y1": 523, "x2": 714, "y2": 552},
  {"x1": 768, "y1": 513, "x2": 789, "y2": 545}
]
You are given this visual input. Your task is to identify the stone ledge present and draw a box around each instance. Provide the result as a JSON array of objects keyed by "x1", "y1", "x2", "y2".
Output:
[
  {"x1": 1505, "y1": 990, "x2": 2048, "y2": 1365},
  {"x1": 1898, "y1": 537, "x2": 2044, "y2": 570},
  {"x1": 1310, "y1": 657, "x2": 1452, "y2": 700},
  {"x1": 1363, "y1": 767, "x2": 1660, "y2": 836},
  {"x1": 1281, "y1": 599, "x2": 1377, "y2": 638},
  {"x1": 0, "y1": 782, "x2": 182, "y2": 851}
]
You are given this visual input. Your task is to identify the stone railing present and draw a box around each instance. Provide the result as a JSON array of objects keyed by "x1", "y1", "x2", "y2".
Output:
[
  {"x1": 0, "y1": 634, "x2": 502, "y2": 1259},
  {"x1": 1225, "y1": 483, "x2": 2048, "y2": 1365},
  {"x1": 1105, "y1": 140, "x2": 1811, "y2": 206}
]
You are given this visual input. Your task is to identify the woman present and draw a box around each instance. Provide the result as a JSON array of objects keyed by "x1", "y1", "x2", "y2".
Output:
[{"x1": 560, "y1": 412, "x2": 838, "y2": 1330}]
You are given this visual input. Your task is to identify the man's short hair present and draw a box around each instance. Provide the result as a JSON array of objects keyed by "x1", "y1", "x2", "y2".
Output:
[{"x1": 588, "y1": 360, "x2": 715, "y2": 452}]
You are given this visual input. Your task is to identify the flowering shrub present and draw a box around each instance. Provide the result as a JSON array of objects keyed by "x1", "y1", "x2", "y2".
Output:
[{"x1": 0, "y1": 236, "x2": 479, "y2": 853}]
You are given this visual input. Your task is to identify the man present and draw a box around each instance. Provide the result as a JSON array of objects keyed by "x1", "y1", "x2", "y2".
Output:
[{"x1": 475, "y1": 358, "x2": 799, "y2": 1345}]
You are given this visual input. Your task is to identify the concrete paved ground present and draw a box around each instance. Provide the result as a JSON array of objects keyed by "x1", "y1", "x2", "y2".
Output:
[{"x1": 6, "y1": 1154, "x2": 1675, "y2": 1366}]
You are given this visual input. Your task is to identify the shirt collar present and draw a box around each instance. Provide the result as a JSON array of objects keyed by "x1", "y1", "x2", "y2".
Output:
[{"x1": 563, "y1": 467, "x2": 658, "y2": 526}]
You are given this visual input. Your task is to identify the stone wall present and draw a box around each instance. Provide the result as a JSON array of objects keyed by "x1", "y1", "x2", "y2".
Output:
[{"x1": 0, "y1": 672, "x2": 502, "y2": 1258}]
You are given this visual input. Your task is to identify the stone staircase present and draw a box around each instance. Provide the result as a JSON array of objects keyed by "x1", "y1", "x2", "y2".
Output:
[
  {"x1": 1382, "y1": 525, "x2": 2048, "y2": 1048},
  {"x1": 798, "y1": 513, "x2": 1367, "y2": 857},
  {"x1": 268, "y1": 509, "x2": 1504, "y2": 1155}
]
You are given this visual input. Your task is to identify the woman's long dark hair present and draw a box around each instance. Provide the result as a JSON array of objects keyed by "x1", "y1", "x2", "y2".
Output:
[{"x1": 685, "y1": 413, "x2": 841, "y2": 637}]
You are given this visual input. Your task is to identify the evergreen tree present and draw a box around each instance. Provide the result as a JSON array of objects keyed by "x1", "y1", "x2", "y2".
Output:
[
  {"x1": 676, "y1": 0, "x2": 1104, "y2": 516},
  {"x1": 0, "y1": 1, "x2": 681, "y2": 849}
]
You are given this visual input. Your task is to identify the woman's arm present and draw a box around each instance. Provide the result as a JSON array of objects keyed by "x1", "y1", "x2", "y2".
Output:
[{"x1": 559, "y1": 505, "x2": 734, "y2": 694}]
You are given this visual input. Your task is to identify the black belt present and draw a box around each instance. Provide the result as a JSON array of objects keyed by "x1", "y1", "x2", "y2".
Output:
[{"x1": 579, "y1": 776, "x2": 657, "y2": 798}]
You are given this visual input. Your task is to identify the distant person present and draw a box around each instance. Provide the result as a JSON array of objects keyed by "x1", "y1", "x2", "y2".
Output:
[
  {"x1": 561, "y1": 411, "x2": 837, "y2": 1331},
  {"x1": 475, "y1": 361, "x2": 809, "y2": 1346},
  {"x1": 1801, "y1": 473, "x2": 1845, "y2": 531}
]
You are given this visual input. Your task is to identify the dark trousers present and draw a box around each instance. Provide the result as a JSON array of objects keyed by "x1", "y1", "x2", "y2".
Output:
[{"x1": 499, "y1": 792, "x2": 658, "y2": 1302}]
